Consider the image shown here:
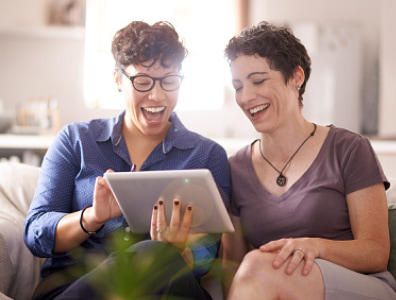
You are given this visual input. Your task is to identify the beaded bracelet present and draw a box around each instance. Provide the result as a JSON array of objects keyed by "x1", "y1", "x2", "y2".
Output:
[{"x1": 80, "y1": 204, "x2": 105, "y2": 235}]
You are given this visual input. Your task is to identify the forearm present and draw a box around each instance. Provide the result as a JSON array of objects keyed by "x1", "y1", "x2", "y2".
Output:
[
  {"x1": 314, "y1": 237, "x2": 390, "y2": 273},
  {"x1": 54, "y1": 207, "x2": 105, "y2": 253},
  {"x1": 316, "y1": 184, "x2": 391, "y2": 273}
]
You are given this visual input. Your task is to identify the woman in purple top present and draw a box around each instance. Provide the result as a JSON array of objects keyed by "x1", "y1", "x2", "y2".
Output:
[{"x1": 222, "y1": 21, "x2": 396, "y2": 299}]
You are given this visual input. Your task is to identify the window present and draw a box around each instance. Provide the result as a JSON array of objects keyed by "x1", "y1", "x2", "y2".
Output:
[{"x1": 84, "y1": 0, "x2": 238, "y2": 110}]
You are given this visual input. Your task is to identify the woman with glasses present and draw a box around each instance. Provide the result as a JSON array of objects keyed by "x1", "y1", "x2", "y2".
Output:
[
  {"x1": 221, "y1": 22, "x2": 396, "y2": 299},
  {"x1": 24, "y1": 21, "x2": 231, "y2": 300}
]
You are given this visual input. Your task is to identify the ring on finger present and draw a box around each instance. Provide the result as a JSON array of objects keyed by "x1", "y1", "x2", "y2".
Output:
[
  {"x1": 293, "y1": 247, "x2": 305, "y2": 256},
  {"x1": 157, "y1": 228, "x2": 167, "y2": 234}
]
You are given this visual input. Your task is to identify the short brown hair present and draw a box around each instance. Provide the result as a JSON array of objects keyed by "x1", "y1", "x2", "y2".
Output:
[{"x1": 111, "y1": 21, "x2": 187, "y2": 72}]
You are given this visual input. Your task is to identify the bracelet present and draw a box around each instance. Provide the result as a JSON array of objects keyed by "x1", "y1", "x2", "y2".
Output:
[{"x1": 80, "y1": 204, "x2": 104, "y2": 235}]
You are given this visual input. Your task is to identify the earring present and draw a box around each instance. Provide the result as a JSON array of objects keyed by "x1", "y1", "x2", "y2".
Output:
[{"x1": 296, "y1": 85, "x2": 301, "y2": 91}]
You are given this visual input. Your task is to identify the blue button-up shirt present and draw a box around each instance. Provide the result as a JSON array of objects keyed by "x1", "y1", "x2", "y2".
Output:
[{"x1": 24, "y1": 111, "x2": 231, "y2": 279}]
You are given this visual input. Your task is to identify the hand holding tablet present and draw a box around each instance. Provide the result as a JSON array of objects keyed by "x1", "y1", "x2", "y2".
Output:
[{"x1": 104, "y1": 169, "x2": 234, "y2": 234}]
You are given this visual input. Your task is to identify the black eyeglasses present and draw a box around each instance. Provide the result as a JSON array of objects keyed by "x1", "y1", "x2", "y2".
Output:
[{"x1": 120, "y1": 69, "x2": 183, "y2": 92}]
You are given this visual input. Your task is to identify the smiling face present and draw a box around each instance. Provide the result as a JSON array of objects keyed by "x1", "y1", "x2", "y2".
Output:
[
  {"x1": 115, "y1": 60, "x2": 181, "y2": 138},
  {"x1": 230, "y1": 54, "x2": 302, "y2": 134}
]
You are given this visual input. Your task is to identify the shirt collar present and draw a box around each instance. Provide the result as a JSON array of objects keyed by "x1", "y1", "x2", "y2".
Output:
[{"x1": 95, "y1": 110, "x2": 125, "y2": 144}]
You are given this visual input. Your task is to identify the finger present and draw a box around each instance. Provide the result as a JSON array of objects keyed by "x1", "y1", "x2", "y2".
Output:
[
  {"x1": 302, "y1": 252, "x2": 315, "y2": 276},
  {"x1": 101, "y1": 169, "x2": 114, "y2": 189},
  {"x1": 178, "y1": 205, "x2": 193, "y2": 238},
  {"x1": 150, "y1": 204, "x2": 159, "y2": 239},
  {"x1": 168, "y1": 198, "x2": 181, "y2": 237},
  {"x1": 285, "y1": 249, "x2": 305, "y2": 275},
  {"x1": 93, "y1": 176, "x2": 106, "y2": 202},
  {"x1": 260, "y1": 238, "x2": 287, "y2": 253},
  {"x1": 156, "y1": 198, "x2": 167, "y2": 241},
  {"x1": 92, "y1": 177, "x2": 112, "y2": 223},
  {"x1": 271, "y1": 240, "x2": 295, "y2": 269}
]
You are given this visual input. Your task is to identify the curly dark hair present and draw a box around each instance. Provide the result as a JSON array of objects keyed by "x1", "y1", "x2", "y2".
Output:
[
  {"x1": 111, "y1": 21, "x2": 187, "y2": 76},
  {"x1": 225, "y1": 21, "x2": 311, "y2": 106}
]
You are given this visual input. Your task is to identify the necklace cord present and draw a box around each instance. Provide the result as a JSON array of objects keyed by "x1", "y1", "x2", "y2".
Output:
[{"x1": 258, "y1": 123, "x2": 317, "y2": 178}]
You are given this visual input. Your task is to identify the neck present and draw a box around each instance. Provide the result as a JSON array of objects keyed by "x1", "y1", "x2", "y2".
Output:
[
  {"x1": 122, "y1": 116, "x2": 169, "y2": 145},
  {"x1": 259, "y1": 120, "x2": 315, "y2": 160},
  {"x1": 257, "y1": 122, "x2": 317, "y2": 187}
]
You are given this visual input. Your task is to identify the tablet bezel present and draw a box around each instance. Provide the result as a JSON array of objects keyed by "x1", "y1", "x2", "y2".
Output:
[{"x1": 104, "y1": 169, "x2": 234, "y2": 234}]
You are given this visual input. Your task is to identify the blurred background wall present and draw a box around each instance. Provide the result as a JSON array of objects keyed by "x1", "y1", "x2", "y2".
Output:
[{"x1": 0, "y1": 0, "x2": 395, "y2": 139}]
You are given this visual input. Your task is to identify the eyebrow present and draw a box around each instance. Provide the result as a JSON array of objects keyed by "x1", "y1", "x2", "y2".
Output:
[
  {"x1": 247, "y1": 71, "x2": 268, "y2": 79},
  {"x1": 232, "y1": 71, "x2": 269, "y2": 83}
]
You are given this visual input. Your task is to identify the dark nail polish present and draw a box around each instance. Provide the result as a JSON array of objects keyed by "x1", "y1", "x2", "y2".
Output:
[
  {"x1": 187, "y1": 206, "x2": 192, "y2": 211},
  {"x1": 159, "y1": 200, "x2": 164, "y2": 205},
  {"x1": 154, "y1": 205, "x2": 158, "y2": 210},
  {"x1": 174, "y1": 200, "x2": 180, "y2": 205}
]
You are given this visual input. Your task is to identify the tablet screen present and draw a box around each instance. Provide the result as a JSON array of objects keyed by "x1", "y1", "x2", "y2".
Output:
[{"x1": 104, "y1": 169, "x2": 234, "y2": 234}]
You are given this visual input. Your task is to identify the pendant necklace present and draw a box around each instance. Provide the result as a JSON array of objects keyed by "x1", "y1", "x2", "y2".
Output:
[{"x1": 258, "y1": 123, "x2": 317, "y2": 187}]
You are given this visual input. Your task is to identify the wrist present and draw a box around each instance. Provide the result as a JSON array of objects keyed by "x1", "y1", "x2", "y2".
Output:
[{"x1": 80, "y1": 205, "x2": 105, "y2": 235}]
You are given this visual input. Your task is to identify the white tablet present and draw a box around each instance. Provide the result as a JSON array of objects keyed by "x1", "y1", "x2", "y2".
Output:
[{"x1": 104, "y1": 169, "x2": 234, "y2": 234}]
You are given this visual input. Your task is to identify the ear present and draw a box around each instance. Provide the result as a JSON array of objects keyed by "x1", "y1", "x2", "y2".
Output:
[
  {"x1": 114, "y1": 70, "x2": 122, "y2": 92},
  {"x1": 292, "y1": 66, "x2": 305, "y2": 88}
]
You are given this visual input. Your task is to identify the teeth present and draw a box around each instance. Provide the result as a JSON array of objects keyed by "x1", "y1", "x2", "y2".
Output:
[
  {"x1": 249, "y1": 104, "x2": 269, "y2": 115},
  {"x1": 143, "y1": 107, "x2": 165, "y2": 113}
]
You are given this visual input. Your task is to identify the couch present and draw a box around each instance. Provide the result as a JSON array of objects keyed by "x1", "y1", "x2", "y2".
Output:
[
  {"x1": 0, "y1": 161, "x2": 395, "y2": 300},
  {"x1": 0, "y1": 162, "x2": 43, "y2": 300}
]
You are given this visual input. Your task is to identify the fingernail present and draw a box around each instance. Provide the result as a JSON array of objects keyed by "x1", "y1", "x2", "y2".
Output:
[
  {"x1": 154, "y1": 205, "x2": 158, "y2": 210},
  {"x1": 187, "y1": 206, "x2": 192, "y2": 211},
  {"x1": 159, "y1": 200, "x2": 164, "y2": 205},
  {"x1": 174, "y1": 200, "x2": 180, "y2": 205}
]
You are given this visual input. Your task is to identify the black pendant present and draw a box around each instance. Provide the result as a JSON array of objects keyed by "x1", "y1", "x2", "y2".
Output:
[{"x1": 276, "y1": 173, "x2": 287, "y2": 186}]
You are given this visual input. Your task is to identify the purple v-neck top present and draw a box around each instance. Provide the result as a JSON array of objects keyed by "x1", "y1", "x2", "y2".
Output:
[{"x1": 229, "y1": 125, "x2": 389, "y2": 248}]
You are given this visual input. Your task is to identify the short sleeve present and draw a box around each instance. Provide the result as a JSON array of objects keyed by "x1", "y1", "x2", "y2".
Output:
[{"x1": 339, "y1": 133, "x2": 389, "y2": 194}]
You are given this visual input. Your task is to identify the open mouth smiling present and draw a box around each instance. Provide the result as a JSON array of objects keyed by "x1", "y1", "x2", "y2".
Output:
[
  {"x1": 141, "y1": 106, "x2": 166, "y2": 124},
  {"x1": 249, "y1": 104, "x2": 270, "y2": 117}
]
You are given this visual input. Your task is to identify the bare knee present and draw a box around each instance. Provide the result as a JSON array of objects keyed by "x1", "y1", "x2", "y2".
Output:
[
  {"x1": 228, "y1": 250, "x2": 278, "y2": 299},
  {"x1": 232, "y1": 251, "x2": 275, "y2": 286},
  {"x1": 236, "y1": 249, "x2": 275, "y2": 277},
  {"x1": 230, "y1": 250, "x2": 324, "y2": 300}
]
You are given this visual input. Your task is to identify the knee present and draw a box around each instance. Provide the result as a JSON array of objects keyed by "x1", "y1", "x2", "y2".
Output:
[
  {"x1": 233, "y1": 250, "x2": 275, "y2": 282},
  {"x1": 241, "y1": 249, "x2": 274, "y2": 270}
]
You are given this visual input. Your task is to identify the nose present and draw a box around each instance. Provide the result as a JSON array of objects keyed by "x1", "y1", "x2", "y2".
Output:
[
  {"x1": 148, "y1": 80, "x2": 166, "y2": 101},
  {"x1": 238, "y1": 86, "x2": 256, "y2": 105}
]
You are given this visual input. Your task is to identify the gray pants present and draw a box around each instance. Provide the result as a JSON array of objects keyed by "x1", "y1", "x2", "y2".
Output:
[{"x1": 316, "y1": 258, "x2": 396, "y2": 300}]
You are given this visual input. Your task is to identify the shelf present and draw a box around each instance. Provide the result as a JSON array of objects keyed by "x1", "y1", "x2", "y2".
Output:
[
  {"x1": 0, "y1": 26, "x2": 85, "y2": 40},
  {"x1": 0, "y1": 134, "x2": 54, "y2": 150}
]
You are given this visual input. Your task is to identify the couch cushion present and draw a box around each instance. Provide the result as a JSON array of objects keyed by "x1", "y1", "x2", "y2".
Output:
[
  {"x1": 387, "y1": 179, "x2": 396, "y2": 280},
  {"x1": 0, "y1": 234, "x2": 13, "y2": 296},
  {"x1": 388, "y1": 204, "x2": 396, "y2": 280},
  {"x1": 0, "y1": 162, "x2": 43, "y2": 300}
]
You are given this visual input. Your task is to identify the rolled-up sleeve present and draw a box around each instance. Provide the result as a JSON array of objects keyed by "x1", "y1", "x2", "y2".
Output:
[{"x1": 24, "y1": 211, "x2": 67, "y2": 257}]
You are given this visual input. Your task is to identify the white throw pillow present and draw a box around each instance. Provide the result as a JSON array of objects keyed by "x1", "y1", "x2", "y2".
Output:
[{"x1": 0, "y1": 162, "x2": 43, "y2": 300}]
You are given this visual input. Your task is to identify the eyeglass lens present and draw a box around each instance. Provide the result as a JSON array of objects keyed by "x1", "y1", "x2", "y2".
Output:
[{"x1": 133, "y1": 75, "x2": 182, "y2": 92}]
